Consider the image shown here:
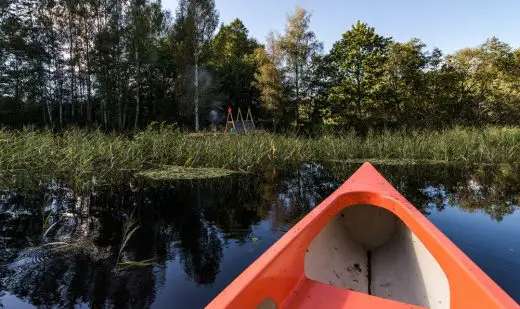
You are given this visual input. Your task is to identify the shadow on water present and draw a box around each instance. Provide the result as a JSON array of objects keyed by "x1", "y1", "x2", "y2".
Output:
[{"x1": 0, "y1": 162, "x2": 519, "y2": 308}]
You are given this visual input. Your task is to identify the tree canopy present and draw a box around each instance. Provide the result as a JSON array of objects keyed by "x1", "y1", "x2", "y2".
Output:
[{"x1": 1, "y1": 3, "x2": 520, "y2": 132}]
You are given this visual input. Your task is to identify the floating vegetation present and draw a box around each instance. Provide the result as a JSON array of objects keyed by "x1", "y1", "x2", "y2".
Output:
[
  {"x1": 329, "y1": 158, "x2": 452, "y2": 165},
  {"x1": 136, "y1": 166, "x2": 236, "y2": 181},
  {"x1": 116, "y1": 259, "x2": 154, "y2": 271}
]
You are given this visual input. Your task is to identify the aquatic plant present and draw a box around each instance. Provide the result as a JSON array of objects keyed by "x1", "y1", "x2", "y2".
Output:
[
  {"x1": 136, "y1": 166, "x2": 236, "y2": 181},
  {"x1": 115, "y1": 211, "x2": 153, "y2": 271},
  {"x1": 1, "y1": 126, "x2": 520, "y2": 187}
]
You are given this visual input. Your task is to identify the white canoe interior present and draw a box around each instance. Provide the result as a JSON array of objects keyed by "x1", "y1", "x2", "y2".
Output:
[{"x1": 305, "y1": 204, "x2": 450, "y2": 309}]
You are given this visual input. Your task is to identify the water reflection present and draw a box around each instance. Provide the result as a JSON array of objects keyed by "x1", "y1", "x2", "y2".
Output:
[{"x1": 0, "y1": 163, "x2": 519, "y2": 308}]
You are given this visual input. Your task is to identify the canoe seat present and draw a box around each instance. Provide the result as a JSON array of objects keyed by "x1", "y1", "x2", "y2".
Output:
[{"x1": 285, "y1": 279, "x2": 426, "y2": 309}]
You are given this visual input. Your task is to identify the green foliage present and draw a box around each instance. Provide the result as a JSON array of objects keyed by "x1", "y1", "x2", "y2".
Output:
[
  {"x1": 252, "y1": 46, "x2": 284, "y2": 125},
  {"x1": 2, "y1": 2, "x2": 520, "y2": 132},
  {"x1": 383, "y1": 39, "x2": 428, "y2": 125},
  {"x1": 172, "y1": 0, "x2": 219, "y2": 130},
  {"x1": 280, "y1": 7, "x2": 323, "y2": 125},
  {"x1": 446, "y1": 37, "x2": 520, "y2": 124},
  {"x1": 2, "y1": 126, "x2": 520, "y2": 188},
  {"x1": 209, "y1": 19, "x2": 260, "y2": 110},
  {"x1": 327, "y1": 21, "x2": 391, "y2": 130}
]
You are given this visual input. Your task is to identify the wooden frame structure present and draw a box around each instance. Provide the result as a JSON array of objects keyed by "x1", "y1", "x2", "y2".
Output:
[
  {"x1": 225, "y1": 108, "x2": 235, "y2": 132},
  {"x1": 225, "y1": 107, "x2": 256, "y2": 134}
]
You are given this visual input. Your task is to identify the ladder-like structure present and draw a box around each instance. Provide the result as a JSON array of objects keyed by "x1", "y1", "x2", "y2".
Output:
[
  {"x1": 245, "y1": 108, "x2": 256, "y2": 132},
  {"x1": 234, "y1": 108, "x2": 247, "y2": 133},
  {"x1": 225, "y1": 107, "x2": 236, "y2": 132},
  {"x1": 225, "y1": 107, "x2": 256, "y2": 134}
]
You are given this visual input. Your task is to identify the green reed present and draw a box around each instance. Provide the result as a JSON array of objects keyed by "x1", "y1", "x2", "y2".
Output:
[
  {"x1": 1, "y1": 126, "x2": 520, "y2": 184},
  {"x1": 115, "y1": 211, "x2": 153, "y2": 271}
]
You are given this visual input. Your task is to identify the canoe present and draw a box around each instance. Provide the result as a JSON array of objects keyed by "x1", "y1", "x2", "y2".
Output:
[{"x1": 206, "y1": 162, "x2": 518, "y2": 309}]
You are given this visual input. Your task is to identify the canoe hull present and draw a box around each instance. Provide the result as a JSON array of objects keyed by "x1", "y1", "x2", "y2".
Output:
[{"x1": 207, "y1": 163, "x2": 518, "y2": 309}]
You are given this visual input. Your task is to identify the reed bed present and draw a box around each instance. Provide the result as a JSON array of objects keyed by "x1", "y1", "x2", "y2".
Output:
[{"x1": 1, "y1": 126, "x2": 519, "y2": 182}]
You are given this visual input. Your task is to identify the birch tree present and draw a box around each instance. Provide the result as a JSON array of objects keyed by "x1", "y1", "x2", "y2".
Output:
[
  {"x1": 173, "y1": 0, "x2": 218, "y2": 131},
  {"x1": 281, "y1": 7, "x2": 322, "y2": 125}
]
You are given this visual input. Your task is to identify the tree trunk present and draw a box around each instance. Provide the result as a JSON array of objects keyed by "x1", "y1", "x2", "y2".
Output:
[
  {"x1": 118, "y1": 94, "x2": 123, "y2": 130},
  {"x1": 356, "y1": 59, "x2": 362, "y2": 125},
  {"x1": 135, "y1": 91, "x2": 140, "y2": 129},
  {"x1": 123, "y1": 103, "x2": 127, "y2": 129},
  {"x1": 194, "y1": 55, "x2": 199, "y2": 131},
  {"x1": 68, "y1": 5, "x2": 75, "y2": 125},
  {"x1": 85, "y1": 19, "x2": 92, "y2": 124},
  {"x1": 295, "y1": 62, "x2": 299, "y2": 124},
  {"x1": 46, "y1": 68, "x2": 53, "y2": 126},
  {"x1": 59, "y1": 98, "x2": 63, "y2": 128},
  {"x1": 47, "y1": 101, "x2": 53, "y2": 126},
  {"x1": 134, "y1": 50, "x2": 140, "y2": 130},
  {"x1": 14, "y1": 60, "x2": 19, "y2": 102},
  {"x1": 102, "y1": 97, "x2": 107, "y2": 127}
]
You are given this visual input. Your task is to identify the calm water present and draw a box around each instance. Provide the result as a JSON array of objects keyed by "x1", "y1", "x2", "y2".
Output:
[{"x1": 0, "y1": 163, "x2": 519, "y2": 308}]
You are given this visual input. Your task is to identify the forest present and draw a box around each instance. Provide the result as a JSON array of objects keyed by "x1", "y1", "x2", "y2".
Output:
[{"x1": 1, "y1": 0, "x2": 520, "y2": 133}]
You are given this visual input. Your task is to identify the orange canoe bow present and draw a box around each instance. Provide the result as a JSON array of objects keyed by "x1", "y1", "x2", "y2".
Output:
[{"x1": 207, "y1": 162, "x2": 519, "y2": 309}]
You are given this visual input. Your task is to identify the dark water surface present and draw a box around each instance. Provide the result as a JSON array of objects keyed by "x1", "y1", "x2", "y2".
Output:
[{"x1": 1, "y1": 163, "x2": 519, "y2": 308}]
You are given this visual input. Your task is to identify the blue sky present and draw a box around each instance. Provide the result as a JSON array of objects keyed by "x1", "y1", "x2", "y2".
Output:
[{"x1": 161, "y1": 0, "x2": 520, "y2": 53}]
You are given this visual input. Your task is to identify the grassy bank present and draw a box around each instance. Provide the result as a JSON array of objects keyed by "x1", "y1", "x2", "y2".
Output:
[{"x1": 1, "y1": 126, "x2": 520, "y2": 182}]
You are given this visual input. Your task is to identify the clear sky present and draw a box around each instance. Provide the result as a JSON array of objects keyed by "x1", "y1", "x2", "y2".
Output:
[{"x1": 161, "y1": 0, "x2": 520, "y2": 54}]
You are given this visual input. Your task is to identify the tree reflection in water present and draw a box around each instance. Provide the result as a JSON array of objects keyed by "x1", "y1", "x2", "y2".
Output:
[{"x1": 0, "y1": 163, "x2": 519, "y2": 308}]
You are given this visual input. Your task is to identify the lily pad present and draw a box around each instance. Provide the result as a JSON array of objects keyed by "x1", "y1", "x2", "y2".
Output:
[{"x1": 136, "y1": 166, "x2": 235, "y2": 180}]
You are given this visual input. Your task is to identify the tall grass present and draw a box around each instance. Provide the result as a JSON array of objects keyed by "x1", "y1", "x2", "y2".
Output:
[{"x1": 1, "y1": 126, "x2": 520, "y2": 182}]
